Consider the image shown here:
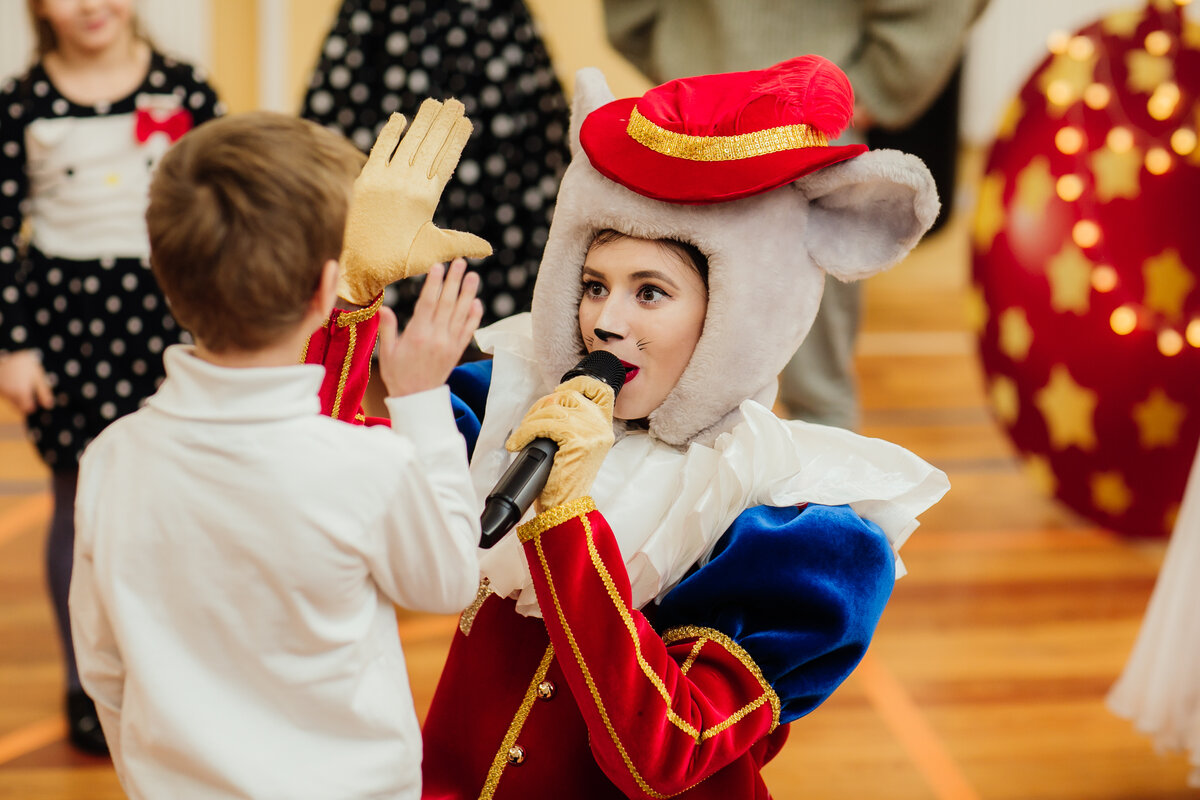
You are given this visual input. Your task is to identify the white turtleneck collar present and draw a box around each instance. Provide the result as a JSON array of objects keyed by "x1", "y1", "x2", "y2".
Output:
[{"x1": 146, "y1": 345, "x2": 325, "y2": 423}]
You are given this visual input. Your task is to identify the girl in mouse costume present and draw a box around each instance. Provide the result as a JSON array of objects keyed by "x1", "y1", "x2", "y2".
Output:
[{"x1": 316, "y1": 55, "x2": 948, "y2": 798}]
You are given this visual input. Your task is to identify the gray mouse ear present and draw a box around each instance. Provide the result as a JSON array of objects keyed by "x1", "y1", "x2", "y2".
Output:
[
  {"x1": 796, "y1": 149, "x2": 940, "y2": 281},
  {"x1": 569, "y1": 68, "x2": 617, "y2": 159}
]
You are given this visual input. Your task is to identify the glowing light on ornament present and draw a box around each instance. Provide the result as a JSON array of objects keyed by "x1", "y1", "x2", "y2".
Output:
[
  {"x1": 1047, "y1": 31, "x2": 1071, "y2": 54},
  {"x1": 1056, "y1": 174, "x2": 1085, "y2": 201},
  {"x1": 1107, "y1": 127, "x2": 1134, "y2": 152},
  {"x1": 1068, "y1": 35, "x2": 1095, "y2": 60},
  {"x1": 1092, "y1": 265, "x2": 1118, "y2": 292},
  {"x1": 1187, "y1": 319, "x2": 1200, "y2": 347},
  {"x1": 1110, "y1": 306, "x2": 1138, "y2": 335},
  {"x1": 1148, "y1": 82, "x2": 1181, "y2": 120},
  {"x1": 1146, "y1": 147, "x2": 1173, "y2": 174},
  {"x1": 1170, "y1": 128, "x2": 1197, "y2": 155},
  {"x1": 1158, "y1": 328, "x2": 1184, "y2": 356},
  {"x1": 1073, "y1": 220, "x2": 1101, "y2": 248},
  {"x1": 1145, "y1": 30, "x2": 1172, "y2": 57},
  {"x1": 1084, "y1": 83, "x2": 1111, "y2": 109},
  {"x1": 1048, "y1": 80, "x2": 1074, "y2": 106},
  {"x1": 1056, "y1": 127, "x2": 1085, "y2": 154}
]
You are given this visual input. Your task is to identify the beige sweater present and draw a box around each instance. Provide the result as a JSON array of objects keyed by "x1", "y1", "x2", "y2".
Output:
[{"x1": 603, "y1": 0, "x2": 988, "y2": 130}]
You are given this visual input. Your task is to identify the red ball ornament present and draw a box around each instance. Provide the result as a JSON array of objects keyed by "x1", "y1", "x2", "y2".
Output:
[{"x1": 972, "y1": 2, "x2": 1200, "y2": 537}]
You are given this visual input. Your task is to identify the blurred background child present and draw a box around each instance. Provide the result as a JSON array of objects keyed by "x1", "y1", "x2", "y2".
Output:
[{"x1": 0, "y1": 0, "x2": 222, "y2": 754}]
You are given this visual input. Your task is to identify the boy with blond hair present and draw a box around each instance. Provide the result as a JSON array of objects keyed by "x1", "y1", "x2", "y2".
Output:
[{"x1": 69, "y1": 109, "x2": 485, "y2": 799}]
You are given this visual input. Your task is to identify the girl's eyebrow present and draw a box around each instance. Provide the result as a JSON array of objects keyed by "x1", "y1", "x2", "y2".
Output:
[
  {"x1": 629, "y1": 269, "x2": 678, "y2": 288},
  {"x1": 582, "y1": 266, "x2": 680, "y2": 290}
]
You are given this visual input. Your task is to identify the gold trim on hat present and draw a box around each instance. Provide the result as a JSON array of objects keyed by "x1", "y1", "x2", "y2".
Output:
[{"x1": 626, "y1": 106, "x2": 829, "y2": 162}]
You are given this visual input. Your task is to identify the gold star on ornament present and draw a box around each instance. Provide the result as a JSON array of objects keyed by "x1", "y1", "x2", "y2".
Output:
[
  {"x1": 1126, "y1": 51, "x2": 1173, "y2": 94},
  {"x1": 1186, "y1": 20, "x2": 1200, "y2": 51},
  {"x1": 1143, "y1": 249, "x2": 1195, "y2": 320},
  {"x1": 1022, "y1": 454, "x2": 1057, "y2": 495},
  {"x1": 1035, "y1": 364, "x2": 1099, "y2": 450},
  {"x1": 997, "y1": 97, "x2": 1023, "y2": 141},
  {"x1": 990, "y1": 374, "x2": 1020, "y2": 425},
  {"x1": 1132, "y1": 387, "x2": 1187, "y2": 448},
  {"x1": 1090, "y1": 144, "x2": 1143, "y2": 202},
  {"x1": 1102, "y1": 10, "x2": 1143, "y2": 37},
  {"x1": 1165, "y1": 502, "x2": 1181, "y2": 533},
  {"x1": 1039, "y1": 52, "x2": 1099, "y2": 114},
  {"x1": 1092, "y1": 470, "x2": 1133, "y2": 515},
  {"x1": 1014, "y1": 157, "x2": 1055, "y2": 217},
  {"x1": 965, "y1": 284, "x2": 988, "y2": 333},
  {"x1": 998, "y1": 307, "x2": 1034, "y2": 360},
  {"x1": 1046, "y1": 243, "x2": 1094, "y2": 314},
  {"x1": 974, "y1": 171, "x2": 1006, "y2": 252}
]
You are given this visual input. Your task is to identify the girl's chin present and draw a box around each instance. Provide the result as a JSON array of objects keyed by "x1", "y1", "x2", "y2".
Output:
[{"x1": 614, "y1": 400, "x2": 654, "y2": 423}]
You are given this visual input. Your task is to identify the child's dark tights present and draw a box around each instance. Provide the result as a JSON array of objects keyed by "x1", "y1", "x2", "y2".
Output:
[{"x1": 46, "y1": 468, "x2": 80, "y2": 692}]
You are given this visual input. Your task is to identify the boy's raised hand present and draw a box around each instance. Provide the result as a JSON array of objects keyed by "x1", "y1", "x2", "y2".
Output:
[
  {"x1": 377, "y1": 259, "x2": 483, "y2": 397},
  {"x1": 338, "y1": 100, "x2": 493, "y2": 305}
]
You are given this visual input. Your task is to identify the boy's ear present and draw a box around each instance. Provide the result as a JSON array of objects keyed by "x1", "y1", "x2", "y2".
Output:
[
  {"x1": 313, "y1": 259, "x2": 341, "y2": 318},
  {"x1": 796, "y1": 149, "x2": 940, "y2": 282}
]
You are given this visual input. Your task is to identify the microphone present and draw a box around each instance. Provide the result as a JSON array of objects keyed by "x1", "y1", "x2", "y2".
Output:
[{"x1": 478, "y1": 350, "x2": 626, "y2": 548}]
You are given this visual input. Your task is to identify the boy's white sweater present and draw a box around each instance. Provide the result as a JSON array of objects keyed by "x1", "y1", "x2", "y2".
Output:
[{"x1": 70, "y1": 345, "x2": 480, "y2": 800}]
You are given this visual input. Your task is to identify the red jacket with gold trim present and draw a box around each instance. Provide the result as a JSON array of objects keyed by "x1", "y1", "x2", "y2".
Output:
[{"x1": 310, "y1": 308, "x2": 896, "y2": 799}]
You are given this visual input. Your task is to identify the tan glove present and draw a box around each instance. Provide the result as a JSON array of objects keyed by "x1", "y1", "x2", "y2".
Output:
[
  {"x1": 338, "y1": 98, "x2": 493, "y2": 304},
  {"x1": 505, "y1": 376, "x2": 616, "y2": 511}
]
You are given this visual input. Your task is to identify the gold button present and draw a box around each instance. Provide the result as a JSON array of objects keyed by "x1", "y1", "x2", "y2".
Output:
[
  {"x1": 507, "y1": 745, "x2": 526, "y2": 765},
  {"x1": 536, "y1": 680, "x2": 556, "y2": 701}
]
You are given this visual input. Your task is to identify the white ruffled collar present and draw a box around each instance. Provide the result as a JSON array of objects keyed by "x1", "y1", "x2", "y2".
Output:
[{"x1": 471, "y1": 314, "x2": 949, "y2": 618}]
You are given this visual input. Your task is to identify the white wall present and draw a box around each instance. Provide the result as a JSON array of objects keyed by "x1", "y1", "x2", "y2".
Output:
[
  {"x1": 962, "y1": 0, "x2": 1199, "y2": 145},
  {"x1": 0, "y1": 1, "x2": 211, "y2": 83}
]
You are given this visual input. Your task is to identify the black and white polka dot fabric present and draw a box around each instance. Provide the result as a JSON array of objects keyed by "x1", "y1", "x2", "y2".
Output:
[
  {"x1": 302, "y1": 0, "x2": 570, "y2": 326},
  {"x1": 0, "y1": 50, "x2": 222, "y2": 467}
]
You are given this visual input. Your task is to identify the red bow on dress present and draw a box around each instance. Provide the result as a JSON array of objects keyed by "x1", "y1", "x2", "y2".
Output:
[{"x1": 135, "y1": 108, "x2": 193, "y2": 144}]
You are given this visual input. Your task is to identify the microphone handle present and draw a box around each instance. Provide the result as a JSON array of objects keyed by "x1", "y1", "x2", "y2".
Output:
[{"x1": 479, "y1": 438, "x2": 558, "y2": 549}]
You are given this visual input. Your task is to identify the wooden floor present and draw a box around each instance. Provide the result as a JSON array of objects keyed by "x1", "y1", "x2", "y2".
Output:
[{"x1": 0, "y1": 158, "x2": 1194, "y2": 798}]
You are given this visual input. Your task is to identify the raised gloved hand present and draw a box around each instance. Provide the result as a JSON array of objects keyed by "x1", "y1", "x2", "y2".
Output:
[
  {"x1": 505, "y1": 376, "x2": 616, "y2": 512},
  {"x1": 338, "y1": 98, "x2": 493, "y2": 304}
]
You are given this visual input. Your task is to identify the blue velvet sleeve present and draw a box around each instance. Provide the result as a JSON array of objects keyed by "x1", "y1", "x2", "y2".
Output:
[
  {"x1": 447, "y1": 359, "x2": 493, "y2": 457},
  {"x1": 651, "y1": 503, "x2": 895, "y2": 724}
]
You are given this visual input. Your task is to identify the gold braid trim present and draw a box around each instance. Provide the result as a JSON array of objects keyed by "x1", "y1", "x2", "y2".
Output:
[
  {"x1": 627, "y1": 106, "x2": 829, "y2": 162},
  {"x1": 533, "y1": 534, "x2": 680, "y2": 799},
  {"x1": 330, "y1": 320, "x2": 355, "y2": 421},
  {"x1": 478, "y1": 644, "x2": 555, "y2": 800},
  {"x1": 662, "y1": 626, "x2": 781, "y2": 735},
  {"x1": 516, "y1": 497, "x2": 596, "y2": 542},
  {"x1": 580, "y1": 514, "x2": 704, "y2": 741},
  {"x1": 459, "y1": 577, "x2": 492, "y2": 637},
  {"x1": 335, "y1": 293, "x2": 383, "y2": 327},
  {"x1": 679, "y1": 638, "x2": 707, "y2": 676},
  {"x1": 299, "y1": 333, "x2": 313, "y2": 364}
]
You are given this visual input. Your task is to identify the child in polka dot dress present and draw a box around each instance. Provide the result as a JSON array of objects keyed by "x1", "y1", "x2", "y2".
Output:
[{"x1": 0, "y1": 0, "x2": 221, "y2": 755}]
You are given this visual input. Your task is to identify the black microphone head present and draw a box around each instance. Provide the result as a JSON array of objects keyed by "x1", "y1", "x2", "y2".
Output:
[{"x1": 561, "y1": 350, "x2": 627, "y2": 398}]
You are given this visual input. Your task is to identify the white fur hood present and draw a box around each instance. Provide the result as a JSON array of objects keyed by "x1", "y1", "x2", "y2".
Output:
[{"x1": 530, "y1": 69, "x2": 940, "y2": 447}]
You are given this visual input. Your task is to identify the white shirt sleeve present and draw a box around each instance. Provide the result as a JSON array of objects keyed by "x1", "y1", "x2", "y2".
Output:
[
  {"x1": 69, "y1": 457, "x2": 127, "y2": 769},
  {"x1": 366, "y1": 385, "x2": 481, "y2": 614}
]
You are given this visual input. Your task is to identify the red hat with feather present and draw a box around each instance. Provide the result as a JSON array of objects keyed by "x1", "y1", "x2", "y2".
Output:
[{"x1": 579, "y1": 55, "x2": 866, "y2": 205}]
